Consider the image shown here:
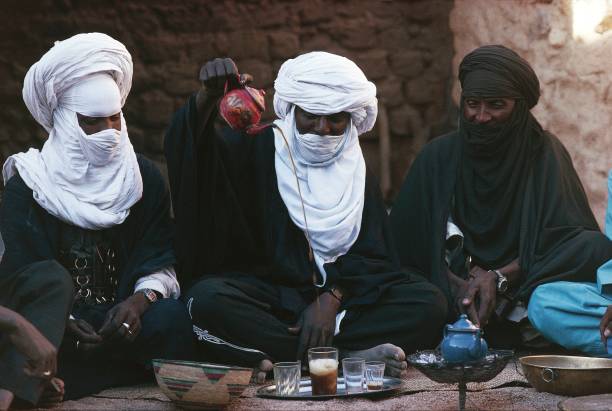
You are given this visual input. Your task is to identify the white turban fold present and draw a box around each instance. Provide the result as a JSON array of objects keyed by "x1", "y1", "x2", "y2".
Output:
[
  {"x1": 273, "y1": 51, "x2": 378, "y2": 135},
  {"x1": 2, "y1": 32, "x2": 143, "y2": 230},
  {"x1": 272, "y1": 51, "x2": 378, "y2": 286}
]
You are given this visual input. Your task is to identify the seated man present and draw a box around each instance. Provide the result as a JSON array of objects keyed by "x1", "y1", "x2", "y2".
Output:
[
  {"x1": 528, "y1": 169, "x2": 612, "y2": 357},
  {"x1": 165, "y1": 52, "x2": 447, "y2": 380},
  {"x1": 0, "y1": 32, "x2": 195, "y2": 400},
  {"x1": 389, "y1": 45, "x2": 612, "y2": 349},
  {"x1": 0, "y1": 262, "x2": 72, "y2": 409}
]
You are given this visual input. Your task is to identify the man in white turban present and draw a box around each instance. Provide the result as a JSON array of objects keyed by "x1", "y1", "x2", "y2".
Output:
[
  {"x1": 0, "y1": 32, "x2": 195, "y2": 403},
  {"x1": 165, "y1": 52, "x2": 447, "y2": 382}
]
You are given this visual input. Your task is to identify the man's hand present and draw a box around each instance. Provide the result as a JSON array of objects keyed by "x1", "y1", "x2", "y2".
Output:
[
  {"x1": 98, "y1": 293, "x2": 149, "y2": 343},
  {"x1": 288, "y1": 292, "x2": 341, "y2": 362},
  {"x1": 198, "y1": 58, "x2": 252, "y2": 97},
  {"x1": 462, "y1": 265, "x2": 497, "y2": 327},
  {"x1": 66, "y1": 318, "x2": 103, "y2": 353},
  {"x1": 7, "y1": 312, "x2": 57, "y2": 379},
  {"x1": 600, "y1": 305, "x2": 612, "y2": 347}
]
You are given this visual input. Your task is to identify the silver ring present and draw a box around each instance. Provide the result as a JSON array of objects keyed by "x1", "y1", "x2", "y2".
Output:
[
  {"x1": 42, "y1": 370, "x2": 52, "y2": 376},
  {"x1": 122, "y1": 322, "x2": 131, "y2": 330},
  {"x1": 76, "y1": 340, "x2": 80, "y2": 350}
]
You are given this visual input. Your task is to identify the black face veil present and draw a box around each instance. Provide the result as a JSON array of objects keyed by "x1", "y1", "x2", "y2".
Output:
[{"x1": 454, "y1": 45, "x2": 545, "y2": 268}]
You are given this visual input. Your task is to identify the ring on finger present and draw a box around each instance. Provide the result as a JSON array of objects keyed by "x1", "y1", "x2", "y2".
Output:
[
  {"x1": 43, "y1": 370, "x2": 52, "y2": 377},
  {"x1": 76, "y1": 340, "x2": 80, "y2": 350},
  {"x1": 122, "y1": 322, "x2": 131, "y2": 330}
]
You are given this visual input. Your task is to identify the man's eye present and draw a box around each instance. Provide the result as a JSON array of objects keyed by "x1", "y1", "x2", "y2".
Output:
[
  {"x1": 328, "y1": 114, "x2": 348, "y2": 123},
  {"x1": 490, "y1": 101, "x2": 506, "y2": 109},
  {"x1": 83, "y1": 117, "x2": 99, "y2": 125},
  {"x1": 465, "y1": 100, "x2": 478, "y2": 107}
]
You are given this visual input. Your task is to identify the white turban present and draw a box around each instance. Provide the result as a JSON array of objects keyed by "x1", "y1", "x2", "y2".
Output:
[
  {"x1": 272, "y1": 52, "x2": 377, "y2": 286},
  {"x1": 2, "y1": 32, "x2": 143, "y2": 230},
  {"x1": 273, "y1": 51, "x2": 378, "y2": 135}
]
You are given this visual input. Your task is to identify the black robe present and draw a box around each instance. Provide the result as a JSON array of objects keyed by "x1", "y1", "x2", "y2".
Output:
[
  {"x1": 0, "y1": 155, "x2": 175, "y2": 301},
  {"x1": 164, "y1": 95, "x2": 412, "y2": 311},
  {"x1": 390, "y1": 131, "x2": 612, "y2": 303}
]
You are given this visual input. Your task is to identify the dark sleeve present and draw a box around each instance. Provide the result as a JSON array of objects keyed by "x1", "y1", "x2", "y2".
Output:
[
  {"x1": 517, "y1": 135, "x2": 612, "y2": 298},
  {"x1": 116, "y1": 156, "x2": 176, "y2": 300},
  {"x1": 388, "y1": 134, "x2": 459, "y2": 301},
  {"x1": 164, "y1": 94, "x2": 260, "y2": 286},
  {"x1": 323, "y1": 170, "x2": 416, "y2": 308},
  {"x1": 0, "y1": 176, "x2": 56, "y2": 277}
]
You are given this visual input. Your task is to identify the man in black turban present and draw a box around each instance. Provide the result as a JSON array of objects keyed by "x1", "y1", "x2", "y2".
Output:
[{"x1": 390, "y1": 45, "x2": 612, "y2": 350}]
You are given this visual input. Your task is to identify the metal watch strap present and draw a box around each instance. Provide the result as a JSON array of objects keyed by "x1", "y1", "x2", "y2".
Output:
[
  {"x1": 492, "y1": 269, "x2": 508, "y2": 293},
  {"x1": 140, "y1": 288, "x2": 159, "y2": 303}
]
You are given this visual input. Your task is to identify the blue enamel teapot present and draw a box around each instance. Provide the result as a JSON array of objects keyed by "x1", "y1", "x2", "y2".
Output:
[{"x1": 440, "y1": 314, "x2": 488, "y2": 363}]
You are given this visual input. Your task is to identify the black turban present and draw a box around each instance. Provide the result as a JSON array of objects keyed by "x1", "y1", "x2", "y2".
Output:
[
  {"x1": 459, "y1": 45, "x2": 540, "y2": 109},
  {"x1": 453, "y1": 45, "x2": 545, "y2": 269}
]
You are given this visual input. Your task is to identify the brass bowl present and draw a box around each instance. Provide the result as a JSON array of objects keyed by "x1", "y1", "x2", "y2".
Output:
[{"x1": 519, "y1": 355, "x2": 612, "y2": 396}]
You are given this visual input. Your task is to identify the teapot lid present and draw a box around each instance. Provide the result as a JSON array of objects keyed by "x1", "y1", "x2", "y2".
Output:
[{"x1": 447, "y1": 314, "x2": 480, "y2": 332}]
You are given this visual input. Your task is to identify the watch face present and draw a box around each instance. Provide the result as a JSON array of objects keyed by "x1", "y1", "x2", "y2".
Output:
[
  {"x1": 498, "y1": 280, "x2": 508, "y2": 293},
  {"x1": 144, "y1": 289, "x2": 157, "y2": 303}
]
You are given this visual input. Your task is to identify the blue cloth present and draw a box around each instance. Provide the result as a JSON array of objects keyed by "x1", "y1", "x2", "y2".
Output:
[
  {"x1": 528, "y1": 281, "x2": 611, "y2": 357},
  {"x1": 529, "y1": 170, "x2": 612, "y2": 357},
  {"x1": 597, "y1": 169, "x2": 612, "y2": 296}
]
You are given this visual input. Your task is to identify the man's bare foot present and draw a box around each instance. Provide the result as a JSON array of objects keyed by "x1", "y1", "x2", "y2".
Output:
[
  {"x1": 343, "y1": 343, "x2": 407, "y2": 377},
  {"x1": 0, "y1": 388, "x2": 14, "y2": 411},
  {"x1": 251, "y1": 359, "x2": 273, "y2": 384}
]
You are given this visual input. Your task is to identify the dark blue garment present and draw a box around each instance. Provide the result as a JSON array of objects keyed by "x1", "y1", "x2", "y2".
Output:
[
  {"x1": 0, "y1": 154, "x2": 194, "y2": 400},
  {"x1": 0, "y1": 154, "x2": 176, "y2": 301}
]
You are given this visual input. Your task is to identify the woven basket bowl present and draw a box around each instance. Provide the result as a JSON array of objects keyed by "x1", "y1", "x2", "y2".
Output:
[{"x1": 152, "y1": 359, "x2": 251, "y2": 410}]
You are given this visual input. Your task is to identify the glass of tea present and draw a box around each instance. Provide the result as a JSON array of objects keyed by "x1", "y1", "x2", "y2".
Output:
[
  {"x1": 308, "y1": 347, "x2": 338, "y2": 395},
  {"x1": 274, "y1": 361, "x2": 301, "y2": 396},
  {"x1": 365, "y1": 361, "x2": 385, "y2": 391}
]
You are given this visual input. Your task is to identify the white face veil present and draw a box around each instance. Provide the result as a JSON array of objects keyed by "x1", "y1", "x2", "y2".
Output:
[
  {"x1": 272, "y1": 51, "x2": 378, "y2": 285},
  {"x1": 2, "y1": 32, "x2": 143, "y2": 230}
]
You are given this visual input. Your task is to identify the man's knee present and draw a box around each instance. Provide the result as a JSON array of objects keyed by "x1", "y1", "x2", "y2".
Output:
[
  {"x1": 388, "y1": 280, "x2": 448, "y2": 336},
  {"x1": 184, "y1": 277, "x2": 235, "y2": 325},
  {"x1": 528, "y1": 282, "x2": 568, "y2": 333},
  {"x1": 142, "y1": 299, "x2": 192, "y2": 336},
  {"x1": 18, "y1": 260, "x2": 73, "y2": 302}
]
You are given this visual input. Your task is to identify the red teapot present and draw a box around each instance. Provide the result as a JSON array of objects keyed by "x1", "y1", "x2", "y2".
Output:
[{"x1": 219, "y1": 76, "x2": 267, "y2": 135}]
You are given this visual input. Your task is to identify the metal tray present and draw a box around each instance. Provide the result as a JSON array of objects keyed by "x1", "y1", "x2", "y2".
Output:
[{"x1": 256, "y1": 376, "x2": 404, "y2": 400}]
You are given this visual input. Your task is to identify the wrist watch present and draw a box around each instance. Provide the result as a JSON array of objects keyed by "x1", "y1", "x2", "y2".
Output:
[
  {"x1": 140, "y1": 288, "x2": 161, "y2": 304},
  {"x1": 490, "y1": 269, "x2": 509, "y2": 294}
]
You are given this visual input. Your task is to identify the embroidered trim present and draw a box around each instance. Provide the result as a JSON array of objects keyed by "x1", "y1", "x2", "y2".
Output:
[{"x1": 192, "y1": 325, "x2": 267, "y2": 355}]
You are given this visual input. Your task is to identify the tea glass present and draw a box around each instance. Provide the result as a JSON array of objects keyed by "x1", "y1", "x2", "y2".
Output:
[
  {"x1": 274, "y1": 361, "x2": 301, "y2": 396},
  {"x1": 341, "y1": 357, "x2": 365, "y2": 394},
  {"x1": 308, "y1": 347, "x2": 338, "y2": 395},
  {"x1": 365, "y1": 361, "x2": 385, "y2": 391}
]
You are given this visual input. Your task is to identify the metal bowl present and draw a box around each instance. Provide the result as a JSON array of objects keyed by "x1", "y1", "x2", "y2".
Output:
[{"x1": 519, "y1": 355, "x2": 612, "y2": 396}]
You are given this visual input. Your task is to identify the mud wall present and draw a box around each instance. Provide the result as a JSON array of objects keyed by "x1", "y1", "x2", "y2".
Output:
[
  {"x1": 450, "y1": 0, "x2": 612, "y2": 226},
  {"x1": 0, "y1": 0, "x2": 455, "y2": 200}
]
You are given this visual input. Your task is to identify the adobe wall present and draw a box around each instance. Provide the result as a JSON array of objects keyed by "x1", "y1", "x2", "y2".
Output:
[
  {"x1": 0, "y1": 0, "x2": 455, "y2": 201},
  {"x1": 450, "y1": 0, "x2": 612, "y2": 227}
]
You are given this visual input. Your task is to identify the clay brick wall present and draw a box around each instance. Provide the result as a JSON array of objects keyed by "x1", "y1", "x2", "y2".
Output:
[
  {"x1": 450, "y1": 0, "x2": 612, "y2": 227},
  {"x1": 0, "y1": 0, "x2": 454, "y2": 200}
]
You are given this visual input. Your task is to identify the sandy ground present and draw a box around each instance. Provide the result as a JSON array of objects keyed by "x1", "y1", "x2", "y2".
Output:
[{"x1": 51, "y1": 361, "x2": 587, "y2": 411}]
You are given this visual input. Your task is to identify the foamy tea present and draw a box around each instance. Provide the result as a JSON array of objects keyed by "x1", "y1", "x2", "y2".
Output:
[{"x1": 309, "y1": 358, "x2": 338, "y2": 395}]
